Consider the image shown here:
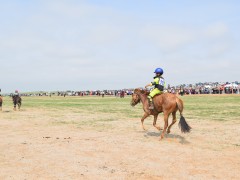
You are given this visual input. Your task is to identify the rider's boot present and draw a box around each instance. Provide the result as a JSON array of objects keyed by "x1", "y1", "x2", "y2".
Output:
[{"x1": 148, "y1": 96, "x2": 154, "y2": 110}]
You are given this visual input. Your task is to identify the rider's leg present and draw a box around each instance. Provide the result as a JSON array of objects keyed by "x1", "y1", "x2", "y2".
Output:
[
  {"x1": 147, "y1": 95, "x2": 154, "y2": 109},
  {"x1": 148, "y1": 89, "x2": 160, "y2": 109}
]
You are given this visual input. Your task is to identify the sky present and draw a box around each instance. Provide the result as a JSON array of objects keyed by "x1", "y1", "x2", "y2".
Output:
[{"x1": 0, "y1": 0, "x2": 239, "y2": 92}]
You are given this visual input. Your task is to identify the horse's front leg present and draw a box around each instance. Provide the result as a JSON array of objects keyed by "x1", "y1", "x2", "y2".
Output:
[
  {"x1": 13, "y1": 105, "x2": 16, "y2": 111},
  {"x1": 141, "y1": 112, "x2": 150, "y2": 131},
  {"x1": 153, "y1": 114, "x2": 162, "y2": 131}
]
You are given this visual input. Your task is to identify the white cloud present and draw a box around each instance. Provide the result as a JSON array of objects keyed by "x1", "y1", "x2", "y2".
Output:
[
  {"x1": 207, "y1": 42, "x2": 231, "y2": 57},
  {"x1": 141, "y1": 25, "x2": 196, "y2": 52},
  {"x1": 204, "y1": 22, "x2": 229, "y2": 39}
]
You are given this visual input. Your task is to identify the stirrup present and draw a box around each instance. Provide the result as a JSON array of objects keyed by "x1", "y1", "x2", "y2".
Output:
[
  {"x1": 149, "y1": 105, "x2": 154, "y2": 110},
  {"x1": 149, "y1": 102, "x2": 154, "y2": 110}
]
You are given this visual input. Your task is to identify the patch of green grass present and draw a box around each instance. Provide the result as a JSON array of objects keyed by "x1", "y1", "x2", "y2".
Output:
[
  {"x1": 232, "y1": 144, "x2": 240, "y2": 147},
  {"x1": 2, "y1": 95, "x2": 240, "y2": 122},
  {"x1": 181, "y1": 95, "x2": 240, "y2": 121},
  {"x1": 53, "y1": 120, "x2": 79, "y2": 125}
]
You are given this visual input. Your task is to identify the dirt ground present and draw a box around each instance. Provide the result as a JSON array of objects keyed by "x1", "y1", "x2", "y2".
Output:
[{"x1": 0, "y1": 106, "x2": 240, "y2": 180}]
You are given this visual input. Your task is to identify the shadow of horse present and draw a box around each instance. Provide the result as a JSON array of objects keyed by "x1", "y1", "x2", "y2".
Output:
[{"x1": 145, "y1": 131, "x2": 190, "y2": 144}]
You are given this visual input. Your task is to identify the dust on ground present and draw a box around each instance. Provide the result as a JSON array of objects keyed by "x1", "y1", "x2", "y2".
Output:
[{"x1": 0, "y1": 107, "x2": 240, "y2": 180}]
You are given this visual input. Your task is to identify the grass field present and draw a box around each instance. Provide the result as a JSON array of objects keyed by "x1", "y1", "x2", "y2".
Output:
[
  {"x1": 2, "y1": 94, "x2": 240, "y2": 121},
  {"x1": 1, "y1": 94, "x2": 240, "y2": 179}
]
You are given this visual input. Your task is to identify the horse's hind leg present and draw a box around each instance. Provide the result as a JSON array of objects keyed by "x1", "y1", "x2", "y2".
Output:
[
  {"x1": 18, "y1": 103, "x2": 21, "y2": 110},
  {"x1": 160, "y1": 112, "x2": 170, "y2": 140},
  {"x1": 153, "y1": 114, "x2": 162, "y2": 131},
  {"x1": 167, "y1": 111, "x2": 177, "y2": 134}
]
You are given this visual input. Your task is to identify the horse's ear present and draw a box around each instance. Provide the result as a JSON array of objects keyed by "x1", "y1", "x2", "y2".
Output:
[
  {"x1": 140, "y1": 89, "x2": 149, "y2": 95},
  {"x1": 134, "y1": 88, "x2": 140, "y2": 93}
]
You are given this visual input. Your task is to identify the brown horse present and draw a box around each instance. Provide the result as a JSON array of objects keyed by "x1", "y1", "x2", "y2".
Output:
[
  {"x1": 12, "y1": 95, "x2": 22, "y2": 111},
  {"x1": 0, "y1": 96, "x2": 2, "y2": 111},
  {"x1": 130, "y1": 88, "x2": 191, "y2": 140}
]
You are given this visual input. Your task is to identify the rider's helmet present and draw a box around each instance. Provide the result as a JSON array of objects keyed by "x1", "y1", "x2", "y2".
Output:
[
  {"x1": 15, "y1": 90, "x2": 18, "y2": 93},
  {"x1": 154, "y1": 68, "x2": 163, "y2": 75}
]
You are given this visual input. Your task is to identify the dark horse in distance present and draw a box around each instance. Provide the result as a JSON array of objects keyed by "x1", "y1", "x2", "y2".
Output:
[
  {"x1": 0, "y1": 96, "x2": 2, "y2": 111},
  {"x1": 131, "y1": 89, "x2": 191, "y2": 140},
  {"x1": 12, "y1": 95, "x2": 22, "y2": 111}
]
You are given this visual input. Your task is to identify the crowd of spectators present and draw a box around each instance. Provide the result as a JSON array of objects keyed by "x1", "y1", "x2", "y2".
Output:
[
  {"x1": 6, "y1": 89, "x2": 133, "y2": 98},
  {"x1": 170, "y1": 82, "x2": 240, "y2": 95},
  {"x1": 1, "y1": 81, "x2": 239, "y2": 97},
  {"x1": 53, "y1": 82, "x2": 240, "y2": 97}
]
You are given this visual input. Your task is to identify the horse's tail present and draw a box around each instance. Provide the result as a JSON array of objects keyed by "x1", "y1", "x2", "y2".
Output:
[
  {"x1": 176, "y1": 98, "x2": 184, "y2": 116},
  {"x1": 176, "y1": 98, "x2": 191, "y2": 133}
]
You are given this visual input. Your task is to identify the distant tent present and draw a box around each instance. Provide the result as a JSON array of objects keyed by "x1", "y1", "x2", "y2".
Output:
[
  {"x1": 224, "y1": 83, "x2": 238, "y2": 88},
  {"x1": 204, "y1": 85, "x2": 211, "y2": 89}
]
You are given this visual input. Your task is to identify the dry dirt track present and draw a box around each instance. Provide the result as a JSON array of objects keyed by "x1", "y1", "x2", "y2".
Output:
[{"x1": 0, "y1": 107, "x2": 240, "y2": 180}]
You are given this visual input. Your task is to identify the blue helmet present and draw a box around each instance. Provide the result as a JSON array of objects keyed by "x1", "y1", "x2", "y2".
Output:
[{"x1": 154, "y1": 68, "x2": 163, "y2": 75}]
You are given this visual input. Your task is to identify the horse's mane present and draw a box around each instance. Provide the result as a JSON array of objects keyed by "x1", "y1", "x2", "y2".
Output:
[{"x1": 134, "y1": 88, "x2": 150, "y2": 95}]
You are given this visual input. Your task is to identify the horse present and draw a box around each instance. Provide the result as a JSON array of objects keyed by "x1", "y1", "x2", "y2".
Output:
[
  {"x1": 12, "y1": 95, "x2": 22, "y2": 111},
  {"x1": 0, "y1": 96, "x2": 2, "y2": 111},
  {"x1": 130, "y1": 88, "x2": 191, "y2": 140}
]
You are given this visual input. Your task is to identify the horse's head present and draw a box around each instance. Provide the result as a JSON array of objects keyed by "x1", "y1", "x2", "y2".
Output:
[
  {"x1": 130, "y1": 88, "x2": 149, "y2": 106},
  {"x1": 130, "y1": 93, "x2": 140, "y2": 107}
]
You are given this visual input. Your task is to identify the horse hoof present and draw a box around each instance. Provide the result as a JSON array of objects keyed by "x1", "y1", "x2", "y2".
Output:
[
  {"x1": 142, "y1": 125, "x2": 147, "y2": 131},
  {"x1": 157, "y1": 127, "x2": 163, "y2": 131}
]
